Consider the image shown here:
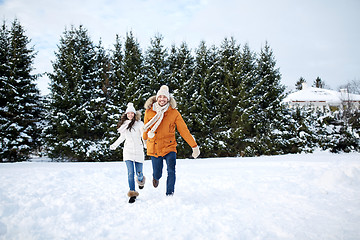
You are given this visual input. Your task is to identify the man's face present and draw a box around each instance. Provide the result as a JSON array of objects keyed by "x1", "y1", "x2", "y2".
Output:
[{"x1": 157, "y1": 95, "x2": 169, "y2": 107}]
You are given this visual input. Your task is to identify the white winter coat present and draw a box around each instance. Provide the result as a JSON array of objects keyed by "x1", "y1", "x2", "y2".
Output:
[{"x1": 110, "y1": 120, "x2": 145, "y2": 163}]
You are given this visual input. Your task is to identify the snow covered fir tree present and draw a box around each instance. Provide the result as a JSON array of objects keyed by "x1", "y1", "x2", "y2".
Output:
[
  {"x1": 0, "y1": 21, "x2": 359, "y2": 162},
  {"x1": 44, "y1": 25, "x2": 118, "y2": 162},
  {"x1": 0, "y1": 19, "x2": 42, "y2": 162}
]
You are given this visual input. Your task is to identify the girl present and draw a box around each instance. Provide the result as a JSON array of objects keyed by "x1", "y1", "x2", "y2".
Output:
[{"x1": 110, "y1": 103, "x2": 146, "y2": 203}]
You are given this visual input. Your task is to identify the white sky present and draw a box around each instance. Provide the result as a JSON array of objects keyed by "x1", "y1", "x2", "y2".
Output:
[{"x1": 1, "y1": 0, "x2": 359, "y2": 95}]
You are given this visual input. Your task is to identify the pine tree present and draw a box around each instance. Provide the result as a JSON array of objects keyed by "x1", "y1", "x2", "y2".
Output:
[
  {"x1": 46, "y1": 25, "x2": 104, "y2": 161},
  {"x1": 122, "y1": 31, "x2": 144, "y2": 109},
  {"x1": 106, "y1": 35, "x2": 126, "y2": 160},
  {"x1": 0, "y1": 21, "x2": 12, "y2": 162},
  {"x1": 215, "y1": 37, "x2": 242, "y2": 156},
  {"x1": 83, "y1": 40, "x2": 110, "y2": 140},
  {"x1": 286, "y1": 106, "x2": 318, "y2": 153},
  {"x1": 348, "y1": 109, "x2": 360, "y2": 139},
  {"x1": 231, "y1": 43, "x2": 258, "y2": 156},
  {"x1": 105, "y1": 32, "x2": 145, "y2": 161},
  {"x1": 190, "y1": 42, "x2": 220, "y2": 157},
  {"x1": 0, "y1": 19, "x2": 42, "y2": 162},
  {"x1": 85, "y1": 40, "x2": 114, "y2": 161},
  {"x1": 296, "y1": 77, "x2": 306, "y2": 90},
  {"x1": 167, "y1": 42, "x2": 194, "y2": 102},
  {"x1": 251, "y1": 42, "x2": 285, "y2": 155},
  {"x1": 0, "y1": 22, "x2": 10, "y2": 124},
  {"x1": 144, "y1": 33, "x2": 168, "y2": 99},
  {"x1": 319, "y1": 108, "x2": 359, "y2": 153},
  {"x1": 313, "y1": 76, "x2": 324, "y2": 88},
  {"x1": 109, "y1": 35, "x2": 125, "y2": 108},
  {"x1": 167, "y1": 45, "x2": 178, "y2": 92}
]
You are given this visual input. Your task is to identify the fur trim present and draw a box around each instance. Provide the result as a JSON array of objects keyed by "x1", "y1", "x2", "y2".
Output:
[
  {"x1": 136, "y1": 176, "x2": 146, "y2": 186},
  {"x1": 135, "y1": 111, "x2": 142, "y2": 121},
  {"x1": 144, "y1": 96, "x2": 156, "y2": 109},
  {"x1": 144, "y1": 96, "x2": 177, "y2": 110},
  {"x1": 127, "y1": 190, "x2": 139, "y2": 197}
]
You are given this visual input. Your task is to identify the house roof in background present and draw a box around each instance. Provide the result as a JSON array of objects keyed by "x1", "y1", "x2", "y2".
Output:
[{"x1": 283, "y1": 84, "x2": 360, "y2": 104}]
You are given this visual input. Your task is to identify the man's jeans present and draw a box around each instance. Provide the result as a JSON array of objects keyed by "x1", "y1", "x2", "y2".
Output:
[
  {"x1": 125, "y1": 160, "x2": 144, "y2": 191},
  {"x1": 151, "y1": 152, "x2": 176, "y2": 195}
]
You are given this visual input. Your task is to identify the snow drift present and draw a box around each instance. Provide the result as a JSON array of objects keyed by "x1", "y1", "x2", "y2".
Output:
[{"x1": 0, "y1": 151, "x2": 359, "y2": 240}]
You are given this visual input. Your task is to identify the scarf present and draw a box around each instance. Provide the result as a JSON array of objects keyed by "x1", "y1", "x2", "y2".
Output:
[{"x1": 143, "y1": 102, "x2": 170, "y2": 138}]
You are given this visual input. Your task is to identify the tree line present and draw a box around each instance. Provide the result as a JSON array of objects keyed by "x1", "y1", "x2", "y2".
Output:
[{"x1": 1, "y1": 19, "x2": 359, "y2": 162}]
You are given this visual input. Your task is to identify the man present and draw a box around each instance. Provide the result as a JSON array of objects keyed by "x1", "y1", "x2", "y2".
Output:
[{"x1": 143, "y1": 85, "x2": 200, "y2": 195}]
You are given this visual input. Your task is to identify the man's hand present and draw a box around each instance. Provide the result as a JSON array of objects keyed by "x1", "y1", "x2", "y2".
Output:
[{"x1": 192, "y1": 146, "x2": 200, "y2": 159}]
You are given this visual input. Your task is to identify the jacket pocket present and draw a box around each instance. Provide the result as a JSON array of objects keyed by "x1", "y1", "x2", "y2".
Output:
[
  {"x1": 164, "y1": 137, "x2": 177, "y2": 149},
  {"x1": 147, "y1": 138, "x2": 155, "y2": 155}
]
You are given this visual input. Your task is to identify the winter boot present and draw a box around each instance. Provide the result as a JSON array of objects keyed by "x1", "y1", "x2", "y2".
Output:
[
  {"x1": 127, "y1": 190, "x2": 139, "y2": 204},
  {"x1": 129, "y1": 196, "x2": 136, "y2": 203},
  {"x1": 152, "y1": 178, "x2": 159, "y2": 188},
  {"x1": 136, "y1": 176, "x2": 146, "y2": 190}
]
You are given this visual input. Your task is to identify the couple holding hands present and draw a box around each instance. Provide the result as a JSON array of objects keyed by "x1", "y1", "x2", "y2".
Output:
[{"x1": 110, "y1": 85, "x2": 200, "y2": 203}]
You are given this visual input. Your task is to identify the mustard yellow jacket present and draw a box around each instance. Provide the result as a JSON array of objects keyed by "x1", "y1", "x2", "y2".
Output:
[{"x1": 143, "y1": 96, "x2": 197, "y2": 157}]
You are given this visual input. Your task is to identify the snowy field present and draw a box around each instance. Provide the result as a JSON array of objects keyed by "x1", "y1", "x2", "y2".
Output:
[{"x1": 0, "y1": 151, "x2": 360, "y2": 240}]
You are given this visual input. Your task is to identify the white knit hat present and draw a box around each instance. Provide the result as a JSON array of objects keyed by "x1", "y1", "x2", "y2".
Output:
[
  {"x1": 156, "y1": 85, "x2": 170, "y2": 100},
  {"x1": 125, "y1": 102, "x2": 136, "y2": 114}
]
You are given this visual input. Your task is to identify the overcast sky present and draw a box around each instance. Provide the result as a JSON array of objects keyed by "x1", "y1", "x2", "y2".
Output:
[{"x1": 1, "y1": 0, "x2": 359, "y2": 95}]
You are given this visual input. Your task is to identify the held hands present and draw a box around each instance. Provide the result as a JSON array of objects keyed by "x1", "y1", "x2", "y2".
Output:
[
  {"x1": 110, "y1": 144, "x2": 117, "y2": 150},
  {"x1": 143, "y1": 139, "x2": 147, "y2": 149},
  {"x1": 192, "y1": 146, "x2": 200, "y2": 159}
]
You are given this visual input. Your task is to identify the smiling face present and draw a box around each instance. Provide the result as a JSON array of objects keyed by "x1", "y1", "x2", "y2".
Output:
[
  {"x1": 157, "y1": 95, "x2": 169, "y2": 107},
  {"x1": 127, "y1": 112, "x2": 135, "y2": 120}
]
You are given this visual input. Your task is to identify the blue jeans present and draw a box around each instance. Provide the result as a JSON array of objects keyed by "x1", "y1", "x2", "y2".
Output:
[
  {"x1": 125, "y1": 160, "x2": 144, "y2": 191},
  {"x1": 151, "y1": 152, "x2": 176, "y2": 195}
]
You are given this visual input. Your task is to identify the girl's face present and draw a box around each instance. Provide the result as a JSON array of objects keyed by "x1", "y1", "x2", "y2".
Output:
[
  {"x1": 127, "y1": 112, "x2": 135, "y2": 120},
  {"x1": 157, "y1": 95, "x2": 169, "y2": 107}
]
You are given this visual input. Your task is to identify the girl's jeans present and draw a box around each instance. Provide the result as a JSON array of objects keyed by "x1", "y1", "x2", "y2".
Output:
[
  {"x1": 151, "y1": 152, "x2": 176, "y2": 195},
  {"x1": 125, "y1": 160, "x2": 144, "y2": 191}
]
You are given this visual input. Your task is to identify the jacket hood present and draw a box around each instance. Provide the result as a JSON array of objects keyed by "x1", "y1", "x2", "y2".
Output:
[
  {"x1": 144, "y1": 96, "x2": 177, "y2": 110},
  {"x1": 135, "y1": 111, "x2": 142, "y2": 121}
]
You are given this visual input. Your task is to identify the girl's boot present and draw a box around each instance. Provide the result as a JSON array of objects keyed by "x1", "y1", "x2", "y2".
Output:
[
  {"x1": 136, "y1": 176, "x2": 146, "y2": 189},
  {"x1": 127, "y1": 190, "x2": 139, "y2": 203}
]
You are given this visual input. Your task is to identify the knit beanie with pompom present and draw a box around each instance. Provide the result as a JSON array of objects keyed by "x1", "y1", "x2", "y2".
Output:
[
  {"x1": 156, "y1": 85, "x2": 170, "y2": 100},
  {"x1": 125, "y1": 102, "x2": 136, "y2": 114}
]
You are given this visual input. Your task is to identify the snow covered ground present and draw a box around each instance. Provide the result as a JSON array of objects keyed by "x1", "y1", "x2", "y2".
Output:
[{"x1": 1, "y1": 151, "x2": 360, "y2": 240}]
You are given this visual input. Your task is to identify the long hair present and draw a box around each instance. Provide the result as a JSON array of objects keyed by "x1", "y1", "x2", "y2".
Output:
[{"x1": 117, "y1": 113, "x2": 136, "y2": 131}]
